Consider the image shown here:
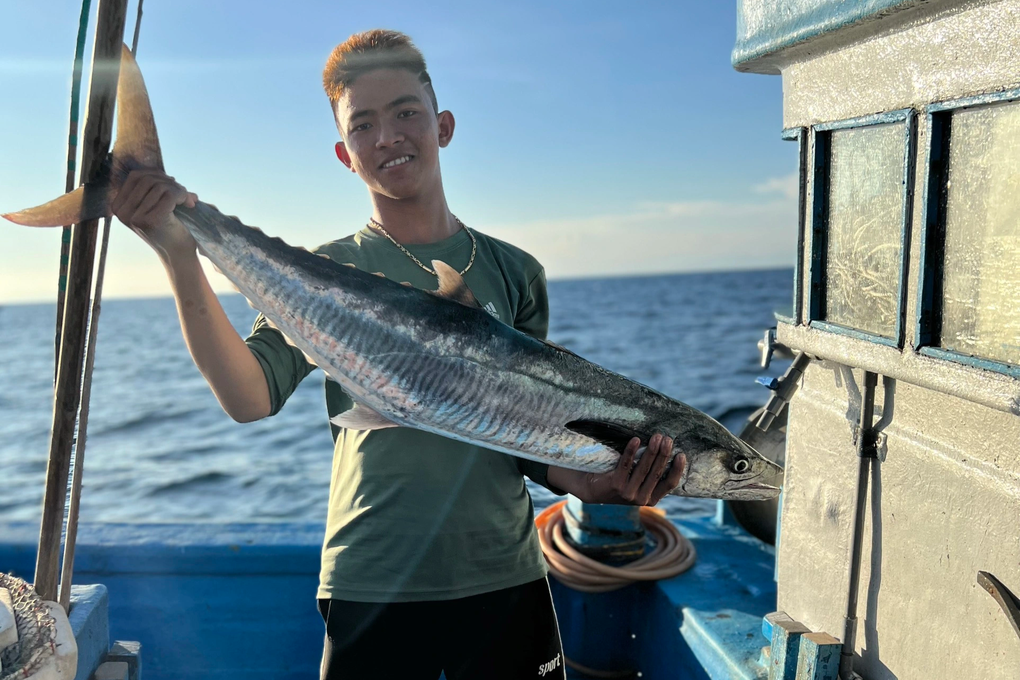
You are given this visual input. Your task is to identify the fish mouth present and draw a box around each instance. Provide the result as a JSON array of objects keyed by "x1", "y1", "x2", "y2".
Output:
[
  {"x1": 380, "y1": 154, "x2": 415, "y2": 170},
  {"x1": 724, "y1": 482, "x2": 782, "y2": 501}
]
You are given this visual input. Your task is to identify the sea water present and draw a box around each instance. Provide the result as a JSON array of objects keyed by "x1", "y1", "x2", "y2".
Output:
[{"x1": 0, "y1": 268, "x2": 792, "y2": 524}]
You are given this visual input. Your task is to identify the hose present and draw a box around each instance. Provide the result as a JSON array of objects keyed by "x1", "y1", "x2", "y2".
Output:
[{"x1": 535, "y1": 500, "x2": 697, "y2": 593}]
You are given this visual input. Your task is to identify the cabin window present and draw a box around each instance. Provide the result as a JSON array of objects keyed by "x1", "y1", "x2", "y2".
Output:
[
  {"x1": 809, "y1": 112, "x2": 914, "y2": 345},
  {"x1": 920, "y1": 96, "x2": 1020, "y2": 373}
]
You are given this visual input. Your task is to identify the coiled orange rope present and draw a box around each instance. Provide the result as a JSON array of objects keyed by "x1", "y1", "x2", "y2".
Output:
[{"x1": 535, "y1": 500, "x2": 697, "y2": 593}]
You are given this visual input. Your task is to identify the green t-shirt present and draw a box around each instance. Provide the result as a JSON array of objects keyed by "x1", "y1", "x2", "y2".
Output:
[{"x1": 245, "y1": 226, "x2": 561, "y2": 602}]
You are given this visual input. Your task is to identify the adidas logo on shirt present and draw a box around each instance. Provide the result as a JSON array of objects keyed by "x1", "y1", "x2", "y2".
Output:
[{"x1": 483, "y1": 301, "x2": 500, "y2": 320}]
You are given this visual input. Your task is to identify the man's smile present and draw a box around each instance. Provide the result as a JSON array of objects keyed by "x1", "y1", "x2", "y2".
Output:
[{"x1": 381, "y1": 155, "x2": 414, "y2": 169}]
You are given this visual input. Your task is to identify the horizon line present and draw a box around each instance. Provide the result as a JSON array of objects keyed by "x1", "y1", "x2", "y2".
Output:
[{"x1": 0, "y1": 263, "x2": 794, "y2": 307}]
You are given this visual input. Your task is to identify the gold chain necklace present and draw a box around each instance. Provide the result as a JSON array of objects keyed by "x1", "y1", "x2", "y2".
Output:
[{"x1": 367, "y1": 215, "x2": 477, "y2": 277}]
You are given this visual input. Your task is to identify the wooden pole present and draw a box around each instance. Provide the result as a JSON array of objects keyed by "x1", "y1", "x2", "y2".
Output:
[
  {"x1": 58, "y1": 2, "x2": 144, "y2": 608},
  {"x1": 34, "y1": 0, "x2": 127, "y2": 602},
  {"x1": 58, "y1": 216, "x2": 112, "y2": 609}
]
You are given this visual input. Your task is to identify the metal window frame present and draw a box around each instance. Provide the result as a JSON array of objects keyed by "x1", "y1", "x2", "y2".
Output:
[
  {"x1": 780, "y1": 126, "x2": 807, "y2": 325},
  {"x1": 916, "y1": 87, "x2": 1020, "y2": 379},
  {"x1": 807, "y1": 109, "x2": 917, "y2": 348}
]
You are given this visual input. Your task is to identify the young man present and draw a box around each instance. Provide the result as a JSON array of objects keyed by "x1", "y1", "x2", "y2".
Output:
[{"x1": 112, "y1": 30, "x2": 684, "y2": 680}]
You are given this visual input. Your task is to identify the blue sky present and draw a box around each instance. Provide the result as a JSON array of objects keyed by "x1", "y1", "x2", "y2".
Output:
[{"x1": 0, "y1": 0, "x2": 795, "y2": 303}]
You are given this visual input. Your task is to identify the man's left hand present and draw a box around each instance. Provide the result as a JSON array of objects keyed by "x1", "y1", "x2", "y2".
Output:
[{"x1": 546, "y1": 433, "x2": 686, "y2": 506}]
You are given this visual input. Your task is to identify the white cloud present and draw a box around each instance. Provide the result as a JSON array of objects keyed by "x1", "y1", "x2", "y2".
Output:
[
  {"x1": 752, "y1": 172, "x2": 799, "y2": 201},
  {"x1": 0, "y1": 192, "x2": 798, "y2": 303},
  {"x1": 480, "y1": 197, "x2": 797, "y2": 280}
]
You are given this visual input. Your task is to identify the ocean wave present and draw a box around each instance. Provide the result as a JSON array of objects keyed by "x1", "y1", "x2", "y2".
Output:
[
  {"x1": 93, "y1": 407, "x2": 204, "y2": 436},
  {"x1": 149, "y1": 471, "x2": 235, "y2": 496}
]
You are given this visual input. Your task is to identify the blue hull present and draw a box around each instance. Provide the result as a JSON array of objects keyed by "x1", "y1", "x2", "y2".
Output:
[{"x1": 0, "y1": 516, "x2": 775, "y2": 679}]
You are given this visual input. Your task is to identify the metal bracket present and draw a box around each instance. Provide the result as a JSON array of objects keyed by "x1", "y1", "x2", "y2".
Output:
[
  {"x1": 756, "y1": 352, "x2": 812, "y2": 432},
  {"x1": 977, "y1": 571, "x2": 1020, "y2": 643},
  {"x1": 759, "y1": 328, "x2": 795, "y2": 369}
]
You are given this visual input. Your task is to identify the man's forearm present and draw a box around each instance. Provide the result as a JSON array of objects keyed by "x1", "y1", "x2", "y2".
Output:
[
  {"x1": 546, "y1": 467, "x2": 593, "y2": 501},
  {"x1": 162, "y1": 248, "x2": 271, "y2": 422}
]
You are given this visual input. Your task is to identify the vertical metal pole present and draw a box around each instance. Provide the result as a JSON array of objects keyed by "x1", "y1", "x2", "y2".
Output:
[
  {"x1": 839, "y1": 371, "x2": 878, "y2": 679},
  {"x1": 54, "y1": 0, "x2": 95, "y2": 383},
  {"x1": 130, "y1": 0, "x2": 144, "y2": 55},
  {"x1": 34, "y1": 0, "x2": 127, "y2": 602}
]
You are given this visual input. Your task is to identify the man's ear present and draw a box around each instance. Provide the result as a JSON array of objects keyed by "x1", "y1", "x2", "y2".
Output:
[
  {"x1": 437, "y1": 110, "x2": 456, "y2": 148},
  {"x1": 335, "y1": 141, "x2": 356, "y2": 173}
]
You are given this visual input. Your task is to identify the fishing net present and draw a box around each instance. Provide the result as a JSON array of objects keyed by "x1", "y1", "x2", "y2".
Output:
[{"x1": 0, "y1": 573, "x2": 57, "y2": 679}]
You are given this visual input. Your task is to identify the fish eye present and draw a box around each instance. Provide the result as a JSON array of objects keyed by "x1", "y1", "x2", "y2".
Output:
[{"x1": 732, "y1": 458, "x2": 750, "y2": 474}]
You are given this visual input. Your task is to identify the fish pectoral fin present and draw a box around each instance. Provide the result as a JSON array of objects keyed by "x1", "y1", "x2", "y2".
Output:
[
  {"x1": 564, "y1": 420, "x2": 649, "y2": 456},
  {"x1": 431, "y1": 260, "x2": 481, "y2": 308},
  {"x1": 330, "y1": 404, "x2": 399, "y2": 431}
]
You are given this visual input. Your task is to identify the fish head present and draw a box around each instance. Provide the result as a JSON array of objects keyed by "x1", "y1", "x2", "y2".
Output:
[{"x1": 672, "y1": 420, "x2": 783, "y2": 501}]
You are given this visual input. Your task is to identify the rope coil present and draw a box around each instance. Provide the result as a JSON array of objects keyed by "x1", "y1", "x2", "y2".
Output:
[{"x1": 535, "y1": 500, "x2": 697, "y2": 593}]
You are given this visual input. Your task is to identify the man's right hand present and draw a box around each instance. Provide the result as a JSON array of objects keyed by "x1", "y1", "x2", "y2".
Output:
[
  {"x1": 111, "y1": 169, "x2": 199, "y2": 262},
  {"x1": 108, "y1": 170, "x2": 271, "y2": 422}
]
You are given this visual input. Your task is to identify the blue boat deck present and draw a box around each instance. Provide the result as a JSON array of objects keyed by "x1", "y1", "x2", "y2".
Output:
[{"x1": 0, "y1": 514, "x2": 775, "y2": 679}]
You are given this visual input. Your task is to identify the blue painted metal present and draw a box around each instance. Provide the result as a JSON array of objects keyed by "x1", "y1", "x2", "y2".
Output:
[
  {"x1": 773, "y1": 491, "x2": 783, "y2": 583},
  {"x1": 807, "y1": 321, "x2": 899, "y2": 348},
  {"x1": 782, "y1": 127, "x2": 807, "y2": 326},
  {"x1": 550, "y1": 580, "x2": 644, "y2": 677},
  {"x1": 807, "y1": 110, "x2": 915, "y2": 348},
  {"x1": 563, "y1": 496, "x2": 646, "y2": 563},
  {"x1": 795, "y1": 632, "x2": 841, "y2": 680},
  {"x1": 68, "y1": 583, "x2": 110, "y2": 680},
  {"x1": 914, "y1": 88, "x2": 1020, "y2": 377},
  {"x1": 896, "y1": 111, "x2": 919, "y2": 348},
  {"x1": 733, "y1": 0, "x2": 918, "y2": 71},
  {"x1": 0, "y1": 522, "x2": 324, "y2": 680},
  {"x1": 756, "y1": 376, "x2": 780, "y2": 390},
  {"x1": 926, "y1": 86, "x2": 1020, "y2": 114},
  {"x1": 919, "y1": 347, "x2": 1020, "y2": 378},
  {"x1": 807, "y1": 127, "x2": 830, "y2": 324},
  {"x1": 714, "y1": 498, "x2": 737, "y2": 527},
  {"x1": 106, "y1": 641, "x2": 142, "y2": 680},
  {"x1": 1, "y1": 515, "x2": 778, "y2": 680},
  {"x1": 761, "y1": 614, "x2": 774, "y2": 641},
  {"x1": 813, "y1": 109, "x2": 912, "y2": 131},
  {"x1": 766, "y1": 612, "x2": 810, "y2": 680},
  {"x1": 780, "y1": 128, "x2": 801, "y2": 142},
  {"x1": 915, "y1": 108, "x2": 949, "y2": 349},
  {"x1": 666, "y1": 519, "x2": 776, "y2": 679}
]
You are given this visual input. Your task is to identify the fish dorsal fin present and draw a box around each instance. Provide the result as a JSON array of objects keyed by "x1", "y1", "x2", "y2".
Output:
[
  {"x1": 565, "y1": 420, "x2": 649, "y2": 455},
  {"x1": 112, "y1": 44, "x2": 164, "y2": 174},
  {"x1": 330, "y1": 404, "x2": 399, "y2": 431},
  {"x1": 2, "y1": 44, "x2": 157, "y2": 227},
  {"x1": 432, "y1": 260, "x2": 480, "y2": 308},
  {"x1": 539, "y1": 338, "x2": 580, "y2": 358}
]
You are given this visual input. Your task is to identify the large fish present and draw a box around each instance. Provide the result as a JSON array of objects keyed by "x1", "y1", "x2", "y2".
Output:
[{"x1": 5, "y1": 46, "x2": 782, "y2": 500}]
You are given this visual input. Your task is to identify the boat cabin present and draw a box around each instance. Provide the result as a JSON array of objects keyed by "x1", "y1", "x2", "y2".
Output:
[{"x1": 734, "y1": 0, "x2": 1020, "y2": 677}]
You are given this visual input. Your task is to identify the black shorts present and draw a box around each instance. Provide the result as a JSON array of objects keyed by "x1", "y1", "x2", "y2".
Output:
[{"x1": 318, "y1": 577, "x2": 565, "y2": 680}]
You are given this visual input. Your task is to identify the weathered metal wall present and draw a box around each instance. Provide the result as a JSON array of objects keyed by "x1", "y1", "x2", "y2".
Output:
[
  {"x1": 781, "y1": 0, "x2": 1020, "y2": 128},
  {"x1": 780, "y1": 368, "x2": 1020, "y2": 679},
  {"x1": 768, "y1": 1, "x2": 1020, "y2": 678}
]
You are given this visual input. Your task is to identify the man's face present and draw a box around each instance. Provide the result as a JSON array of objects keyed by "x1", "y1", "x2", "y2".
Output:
[{"x1": 334, "y1": 68, "x2": 453, "y2": 200}]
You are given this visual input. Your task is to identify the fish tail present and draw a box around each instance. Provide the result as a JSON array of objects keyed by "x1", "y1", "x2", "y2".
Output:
[{"x1": 3, "y1": 45, "x2": 163, "y2": 227}]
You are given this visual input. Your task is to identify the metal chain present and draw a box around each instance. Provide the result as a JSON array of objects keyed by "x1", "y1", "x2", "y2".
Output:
[{"x1": 367, "y1": 215, "x2": 477, "y2": 276}]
